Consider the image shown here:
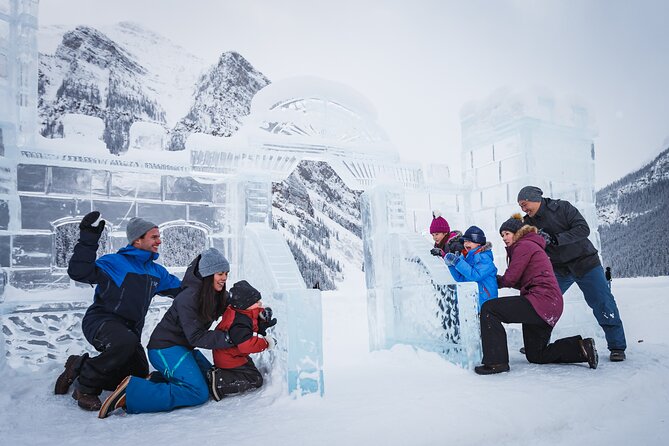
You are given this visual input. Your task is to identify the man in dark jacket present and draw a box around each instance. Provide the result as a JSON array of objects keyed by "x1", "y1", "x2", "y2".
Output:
[
  {"x1": 54, "y1": 212, "x2": 182, "y2": 411},
  {"x1": 517, "y1": 186, "x2": 626, "y2": 362}
]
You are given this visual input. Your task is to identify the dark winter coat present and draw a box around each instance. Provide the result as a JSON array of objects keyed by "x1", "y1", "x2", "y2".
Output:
[
  {"x1": 523, "y1": 197, "x2": 600, "y2": 277},
  {"x1": 448, "y1": 241, "x2": 498, "y2": 310},
  {"x1": 148, "y1": 255, "x2": 234, "y2": 351},
  {"x1": 68, "y1": 230, "x2": 181, "y2": 343},
  {"x1": 213, "y1": 306, "x2": 270, "y2": 369},
  {"x1": 497, "y1": 225, "x2": 564, "y2": 326}
]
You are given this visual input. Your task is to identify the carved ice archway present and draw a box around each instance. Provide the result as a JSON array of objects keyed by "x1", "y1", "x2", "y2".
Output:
[
  {"x1": 159, "y1": 220, "x2": 211, "y2": 268},
  {"x1": 235, "y1": 77, "x2": 421, "y2": 190},
  {"x1": 247, "y1": 76, "x2": 390, "y2": 146},
  {"x1": 52, "y1": 217, "x2": 112, "y2": 268}
]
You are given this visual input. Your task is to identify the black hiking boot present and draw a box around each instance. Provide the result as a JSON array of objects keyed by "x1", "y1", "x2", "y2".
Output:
[
  {"x1": 54, "y1": 354, "x2": 87, "y2": 395},
  {"x1": 72, "y1": 388, "x2": 102, "y2": 411},
  {"x1": 609, "y1": 349, "x2": 626, "y2": 362},
  {"x1": 98, "y1": 376, "x2": 130, "y2": 419},
  {"x1": 580, "y1": 338, "x2": 598, "y2": 369},
  {"x1": 207, "y1": 367, "x2": 223, "y2": 401},
  {"x1": 474, "y1": 363, "x2": 510, "y2": 375}
]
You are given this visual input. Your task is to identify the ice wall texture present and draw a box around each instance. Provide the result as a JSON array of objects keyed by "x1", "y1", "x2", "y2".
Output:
[
  {"x1": 460, "y1": 88, "x2": 600, "y2": 339},
  {"x1": 362, "y1": 185, "x2": 481, "y2": 368},
  {"x1": 460, "y1": 88, "x2": 599, "y2": 272},
  {"x1": 241, "y1": 224, "x2": 324, "y2": 396}
]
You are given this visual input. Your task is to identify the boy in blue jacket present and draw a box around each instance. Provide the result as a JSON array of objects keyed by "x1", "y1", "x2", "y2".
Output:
[{"x1": 444, "y1": 226, "x2": 498, "y2": 312}]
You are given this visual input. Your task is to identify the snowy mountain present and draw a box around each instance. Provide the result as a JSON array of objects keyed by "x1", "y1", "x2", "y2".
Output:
[
  {"x1": 597, "y1": 145, "x2": 669, "y2": 277},
  {"x1": 272, "y1": 160, "x2": 363, "y2": 290},
  {"x1": 37, "y1": 23, "x2": 359, "y2": 289},
  {"x1": 38, "y1": 23, "x2": 268, "y2": 153},
  {"x1": 167, "y1": 51, "x2": 270, "y2": 150}
]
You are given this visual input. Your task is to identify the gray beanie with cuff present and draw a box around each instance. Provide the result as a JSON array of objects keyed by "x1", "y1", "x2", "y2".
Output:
[
  {"x1": 198, "y1": 248, "x2": 230, "y2": 277},
  {"x1": 126, "y1": 217, "x2": 158, "y2": 243},
  {"x1": 517, "y1": 186, "x2": 543, "y2": 203}
]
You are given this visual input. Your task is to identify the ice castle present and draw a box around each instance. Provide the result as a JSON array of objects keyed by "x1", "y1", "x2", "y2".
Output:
[{"x1": 0, "y1": 0, "x2": 600, "y2": 390}]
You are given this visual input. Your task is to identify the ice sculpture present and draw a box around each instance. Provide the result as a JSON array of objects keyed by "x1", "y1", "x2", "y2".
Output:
[
  {"x1": 0, "y1": 0, "x2": 602, "y2": 385},
  {"x1": 241, "y1": 224, "x2": 323, "y2": 396},
  {"x1": 460, "y1": 88, "x2": 601, "y2": 342},
  {"x1": 362, "y1": 184, "x2": 481, "y2": 367}
]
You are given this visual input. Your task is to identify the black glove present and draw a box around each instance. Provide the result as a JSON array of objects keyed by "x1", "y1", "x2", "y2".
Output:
[
  {"x1": 79, "y1": 211, "x2": 106, "y2": 235},
  {"x1": 257, "y1": 307, "x2": 277, "y2": 336},
  {"x1": 448, "y1": 239, "x2": 465, "y2": 254},
  {"x1": 260, "y1": 306, "x2": 273, "y2": 321},
  {"x1": 537, "y1": 229, "x2": 557, "y2": 246},
  {"x1": 430, "y1": 248, "x2": 445, "y2": 257}
]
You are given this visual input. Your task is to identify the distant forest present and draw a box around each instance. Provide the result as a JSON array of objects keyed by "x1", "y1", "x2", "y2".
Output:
[{"x1": 598, "y1": 159, "x2": 669, "y2": 278}]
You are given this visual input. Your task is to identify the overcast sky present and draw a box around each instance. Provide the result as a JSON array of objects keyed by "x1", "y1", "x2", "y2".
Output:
[{"x1": 39, "y1": 0, "x2": 669, "y2": 188}]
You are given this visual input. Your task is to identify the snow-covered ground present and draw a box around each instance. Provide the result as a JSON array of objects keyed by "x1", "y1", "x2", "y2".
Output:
[{"x1": 2, "y1": 274, "x2": 668, "y2": 445}]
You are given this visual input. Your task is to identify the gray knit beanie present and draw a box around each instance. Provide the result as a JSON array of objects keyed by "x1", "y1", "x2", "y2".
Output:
[
  {"x1": 198, "y1": 248, "x2": 230, "y2": 277},
  {"x1": 517, "y1": 186, "x2": 543, "y2": 203},
  {"x1": 126, "y1": 217, "x2": 158, "y2": 243}
]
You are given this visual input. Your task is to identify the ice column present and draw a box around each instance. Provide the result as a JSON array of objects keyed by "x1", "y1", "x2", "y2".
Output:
[
  {"x1": 362, "y1": 184, "x2": 481, "y2": 368},
  {"x1": 241, "y1": 224, "x2": 324, "y2": 396}
]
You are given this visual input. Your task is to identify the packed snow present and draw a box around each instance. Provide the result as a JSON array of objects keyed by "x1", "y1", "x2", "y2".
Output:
[{"x1": 1, "y1": 272, "x2": 668, "y2": 445}]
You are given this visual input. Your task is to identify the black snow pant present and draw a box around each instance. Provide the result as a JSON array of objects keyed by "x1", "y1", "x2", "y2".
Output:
[
  {"x1": 212, "y1": 358, "x2": 263, "y2": 398},
  {"x1": 480, "y1": 296, "x2": 588, "y2": 366},
  {"x1": 77, "y1": 320, "x2": 149, "y2": 395}
]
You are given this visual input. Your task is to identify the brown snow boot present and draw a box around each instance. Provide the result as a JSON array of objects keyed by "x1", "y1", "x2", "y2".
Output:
[
  {"x1": 54, "y1": 354, "x2": 87, "y2": 395},
  {"x1": 72, "y1": 388, "x2": 102, "y2": 411}
]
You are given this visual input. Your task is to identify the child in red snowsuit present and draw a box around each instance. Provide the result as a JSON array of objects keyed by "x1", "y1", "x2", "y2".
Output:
[{"x1": 209, "y1": 280, "x2": 277, "y2": 400}]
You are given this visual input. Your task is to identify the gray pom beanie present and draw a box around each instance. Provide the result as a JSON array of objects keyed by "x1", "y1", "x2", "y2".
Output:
[
  {"x1": 517, "y1": 185, "x2": 543, "y2": 203},
  {"x1": 126, "y1": 217, "x2": 158, "y2": 243},
  {"x1": 198, "y1": 248, "x2": 230, "y2": 277}
]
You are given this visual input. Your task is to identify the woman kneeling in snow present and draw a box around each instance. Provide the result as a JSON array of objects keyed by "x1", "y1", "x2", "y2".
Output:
[
  {"x1": 475, "y1": 214, "x2": 599, "y2": 375},
  {"x1": 98, "y1": 248, "x2": 276, "y2": 418}
]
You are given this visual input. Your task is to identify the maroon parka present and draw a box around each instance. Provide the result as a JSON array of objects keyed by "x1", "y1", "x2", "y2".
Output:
[{"x1": 498, "y1": 225, "x2": 564, "y2": 326}]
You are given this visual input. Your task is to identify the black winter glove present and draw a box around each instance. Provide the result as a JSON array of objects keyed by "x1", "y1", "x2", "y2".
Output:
[
  {"x1": 257, "y1": 306, "x2": 277, "y2": 336},
  {"x1": 79, "y1": 211, "x2": 105, "y2": 235},
  {"x1": 448, "y1": 239, "x2": 465, "y2": 254},
  {"x1": 537, "y1": 229, "x2": 557, "y2": 246},
  {"x1": 430, "y1": 248, "x2": 445, "y2": 257}
]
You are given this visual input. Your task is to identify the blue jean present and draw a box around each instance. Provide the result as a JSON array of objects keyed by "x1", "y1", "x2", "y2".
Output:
[
  {"x1": 556, "y1": 265, "x2": 626, "y2": 351},
  {"x1": 125, "y1": 346, "x2": 212, "y2": 414}
]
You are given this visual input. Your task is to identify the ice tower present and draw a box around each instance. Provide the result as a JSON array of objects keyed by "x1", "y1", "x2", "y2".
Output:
[{"x1": 460, "y1": 88, "x2": 600, "y2": 340}]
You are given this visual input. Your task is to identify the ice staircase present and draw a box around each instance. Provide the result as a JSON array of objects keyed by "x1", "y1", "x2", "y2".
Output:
[{"x1": 241, "y1": 223, "x2": 324, "y2": 396}]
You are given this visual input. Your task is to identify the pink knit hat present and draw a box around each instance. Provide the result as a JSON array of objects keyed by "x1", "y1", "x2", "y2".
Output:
[{"x1": 429, "y1": 210, "x2": 450, "y2": 234}]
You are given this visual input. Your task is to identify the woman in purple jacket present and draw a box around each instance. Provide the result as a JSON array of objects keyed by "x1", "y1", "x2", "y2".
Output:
[{"x1": 474, "y1": 214, "x2": 599, "y2": 375}]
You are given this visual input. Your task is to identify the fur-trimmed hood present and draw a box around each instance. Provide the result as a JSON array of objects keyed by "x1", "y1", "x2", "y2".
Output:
[
  {"x1": 476, "y1": 241, "x2": 494, "y2": 252},
  {"x1": 513, "y1": 225, "x2": 540, "y2": 245}
]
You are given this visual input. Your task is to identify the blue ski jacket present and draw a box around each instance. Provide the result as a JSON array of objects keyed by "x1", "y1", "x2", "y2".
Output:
[
  {"x1": 68, "y1": 230, "x2": 182, "y2": 343},
  {"x1": 447, "y1": 242, "x2": 499, "y2": 311}
]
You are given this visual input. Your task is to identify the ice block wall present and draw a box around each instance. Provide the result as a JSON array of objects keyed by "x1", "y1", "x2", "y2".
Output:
[
  {"x1": 460, "y1": 89, "x2": 601, "y2": 341},
  {"x1": 362, "y1": 184, "x2": 481, "y2": 368}
]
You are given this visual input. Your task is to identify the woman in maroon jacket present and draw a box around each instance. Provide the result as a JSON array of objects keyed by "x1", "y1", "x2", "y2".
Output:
[{"x1": 475, "y1": 214, "x2": 599, "y2": 375}]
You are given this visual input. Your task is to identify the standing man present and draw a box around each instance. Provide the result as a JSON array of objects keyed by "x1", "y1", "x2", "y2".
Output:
[
  {"x1": 516, "y1": 186, "x2": 626, "y2": 362},
  {"x1": 54, "y1": 212, "x2": 182, "y2": 410},
  {"x1": 605, "y1": 267, "x2": 613, "y2": 290}
]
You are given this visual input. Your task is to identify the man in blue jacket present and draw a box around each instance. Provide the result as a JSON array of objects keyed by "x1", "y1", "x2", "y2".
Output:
[
  {"x1": 54, "y1": 212, "x2": 182, "y2": 411},
  {"x1": 517, "y1": 186, "x2": 627, "y2": 362}
]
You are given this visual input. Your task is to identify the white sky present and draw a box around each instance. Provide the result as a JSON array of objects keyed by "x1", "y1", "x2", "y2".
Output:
[{"x1": 39, "y1": 0, "x2": 669, "y2": 188}]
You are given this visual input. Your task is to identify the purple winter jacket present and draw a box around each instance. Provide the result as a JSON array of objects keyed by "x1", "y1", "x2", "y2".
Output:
[{"x1": 497, "y1": 225, "x2": 564, "y2": 326}]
